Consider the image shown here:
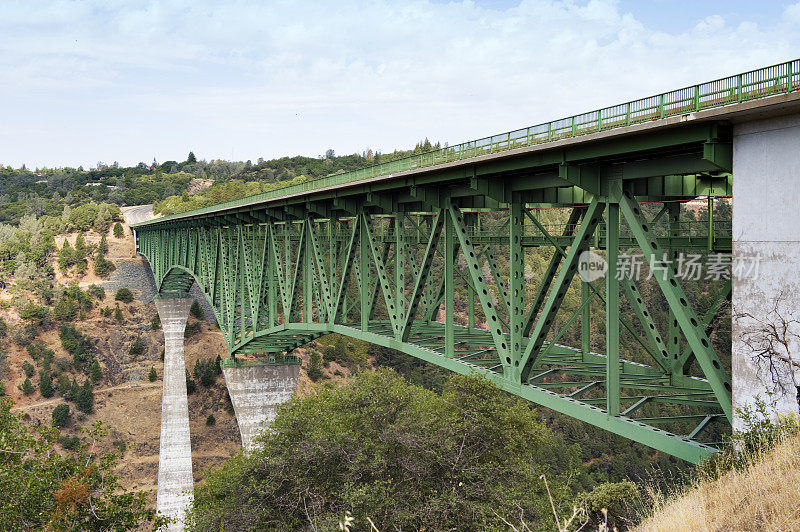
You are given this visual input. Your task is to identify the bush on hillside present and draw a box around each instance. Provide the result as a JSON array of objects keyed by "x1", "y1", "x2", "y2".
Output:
[
  {"x1": 52, "y1": 403, "x2": 71, "y2": 427},
  {"x1": 188, "y1": 369, "x2": 581, "y2": 531},
  {"x1": 190, "y1": 300, "x2": 205, "y2": 320},
  {"x1": 113, "y1": 222, "x2": 124, "y2": 238},
  {"x1": 114, "y1": 287, "x2": 133, "y2": 303}
]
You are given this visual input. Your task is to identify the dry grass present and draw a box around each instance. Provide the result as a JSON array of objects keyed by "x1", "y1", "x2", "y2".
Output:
[{"x1": 635, "y1": 430, "x2": 800, "y2": 531}]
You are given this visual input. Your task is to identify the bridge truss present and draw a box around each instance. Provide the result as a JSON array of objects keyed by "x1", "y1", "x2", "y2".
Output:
[{"x1": 134, "y1": 119, "x2": 739, "y2": 463}]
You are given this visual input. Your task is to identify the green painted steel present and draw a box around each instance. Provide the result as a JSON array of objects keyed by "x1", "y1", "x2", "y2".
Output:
[{"x1": 128, "y1": 61, "x2": 769, "y2": 463}]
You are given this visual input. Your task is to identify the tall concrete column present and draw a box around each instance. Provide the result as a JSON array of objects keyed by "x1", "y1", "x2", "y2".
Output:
[
  {"x1": 154, "y1": 297, "x2": 194, "y2": 530},
  {"x1": 732, "y1": 114, "x2": 800, "y2": 428},
  {"x1": 223, "y1": 363, "x2": 300, "y2": 450}
]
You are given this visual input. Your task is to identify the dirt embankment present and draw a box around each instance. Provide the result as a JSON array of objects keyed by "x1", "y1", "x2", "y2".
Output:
[{"x1": 3, "y1": 212, "x2": 242, "y2": 507}]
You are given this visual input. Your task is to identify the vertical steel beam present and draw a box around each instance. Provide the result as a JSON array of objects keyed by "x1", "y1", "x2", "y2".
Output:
[
  {"x1": 509, "y1": 197, "x2": 525, "y2": 371},
  {"x1": 444, "y1": 207, "x2": 455, "y2": 357},
  {"x1": 606, "y1": 184, "x2": 621, "y2": 416},
  {"x1": 581, "y1": 280, "x2": 591, "y2": 360}
]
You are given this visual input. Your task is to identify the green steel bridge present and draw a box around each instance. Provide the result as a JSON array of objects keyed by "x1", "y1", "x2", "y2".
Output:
[{"x1": 133, "y1": 59, "x2": 800, "y2": 463}]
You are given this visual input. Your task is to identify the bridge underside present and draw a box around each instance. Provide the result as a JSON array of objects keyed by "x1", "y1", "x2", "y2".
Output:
[{"x1": 137, "y1": 119, "x2": 737, "y2": 463}]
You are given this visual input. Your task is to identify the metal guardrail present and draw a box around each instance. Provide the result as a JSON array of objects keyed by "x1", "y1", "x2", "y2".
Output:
[{"x1": 136, "y1": 58, "x2": 800, "y2": 227}]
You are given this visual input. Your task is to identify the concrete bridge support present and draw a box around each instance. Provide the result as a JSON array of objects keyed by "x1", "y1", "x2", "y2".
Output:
[
  {"x1": 733, "y1": 114, "x2": 800, "y2": 427},
  {"x1": 154, "y1": 297, "x2": 194, "y2": 530},
  {"x1": 223, "y1": 364, "x2": 300, "y2": 450}
]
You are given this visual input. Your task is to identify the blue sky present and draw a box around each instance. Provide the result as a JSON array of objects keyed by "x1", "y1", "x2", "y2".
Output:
[{"x1": 1, "y1": 0, "x2": 799, "y2": 169}]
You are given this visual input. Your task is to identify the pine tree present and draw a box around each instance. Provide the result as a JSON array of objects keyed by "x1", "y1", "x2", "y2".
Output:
[
  {"x1": 190, "y1": 300, "x2": 205, "y2": 320},
  {"x1": 58, "y1": 240, "x2": 74, "y2": 273},
  {"x1": 148, "y1": 366, "x2": 157, "y2": 382},
  {"x1": 76, "y1": 380, "x2": 94, "y2": 414},
  {"x1": 113, "y1": 222, "x2": 124, "y2": 238},
  {"x1": 22, "y1": 378, "x2": 34, "y2": 395},
  {"x1": 98, "y1": 234, "x2": 108, "y2": 254},
  {"x1": 52, "y1": 403, "x2": 71, "y2": 427},
  {"x1": 90, "y1": 360, "x2": 102, "y2": 383},
  {"x1": 151, "y1": 313, "x2": 161, "y2": 330},
  {"x1": 39, "y1": 370, "x2": 53, "y2": 398},
  {"x1": 114, "y1": 303, "x2": 123, "y2": 323},
  {"x1": 74, "y1": 233, "x2": 87, "y2": 261},
  {"x1": 187, "y1": 151, "x2": 197, "y2": 164}
]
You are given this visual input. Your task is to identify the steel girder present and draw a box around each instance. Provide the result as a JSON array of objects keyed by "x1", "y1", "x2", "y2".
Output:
[{"x1": 134, "y1": 124, "x2": 735, "y2": 463}]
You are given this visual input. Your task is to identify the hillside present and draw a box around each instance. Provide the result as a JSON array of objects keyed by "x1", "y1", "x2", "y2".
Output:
[
  {"x1": 636, "y1": 422, "x2": 800, "y2": 531},
  {"x1": 1, "y1": 216, "x2": 241, "y2": 508}
]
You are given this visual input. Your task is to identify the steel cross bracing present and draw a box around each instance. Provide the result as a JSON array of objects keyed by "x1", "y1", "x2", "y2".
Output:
[{"x1": 135, "y1": 116, "x2": 738, "y2": 463}]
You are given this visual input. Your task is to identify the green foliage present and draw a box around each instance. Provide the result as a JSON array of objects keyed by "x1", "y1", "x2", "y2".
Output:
[
  {"x1": 306, "y1": 350, "x2": 324, "y2": 382},
  {"x1": 148, "y1": 366, "x2": 157, "y2": 382},
  {"x1": 190, "y1": 299, "x2": 205, "y2": 320},
  {"x1": 12, "y1": 325, "x2": 37, "y2": 347},
  {"x1": 185, "y1": 371, "x2": 196, "y2": 394},
  {"x1": 53, "y1": 296, "x2": 78, "y2": 321},
  {"x1": 97, "y1": 234, "x2": 108, "y2": 254},
  {"x1": 577, "y1": 481, "x2": 639, "y2": 528},
  {"x1": 150, "y1": 313, "x2": 161, "y2": 330},
  {"x1": 193, "y1": 358, "x2": 217, "y2": 387},
  {"x1": 19, "y1": 300, "x2": 49, "y2": 323},
  {"x1": 113, "y1": 222, "x2": 124, "y2": 238},
  {"x1": 58, "y1": 240, "x2": 74, "y2": 273},
  {"x1": 114, "y1": 287, "x2": 133, "y2": 303},
  {"x1": 75, "y1": 380, "x2": 94, "y2": 414},
  {"x1": 57, "y1": 374, "x2": 71, "y2": 396},
  {"x1": 0, "y1": 317, "x2": 7, "y2": 337},
  {"x1": 188, "y1": 370, "x2": 581, "y2": 531},
  {"x1": 87, "y1": 284, "x2": 105, "y2": 300},
  {"x1": 206, "y1": 414, "x2": 216, "y2": 426},
  {"x1": 129, "y1": 336, "x2": 145, "y2": 357},
  {"x1": 22, "y1": 377, "x2": 34, "y2": 395},
  {"x1": 0, "y1": 399, "x2": 163, "y2": 528},
  {"x1": 114, "y1": 303, "x2": 123, "y2": 323},
  {"x1": 187, "y1": 151, "x2": 197, "y2": 164},
  {"x1": 93, "y1": 252, "x2": 116, "y2": 277},
  {"x1": 59, "y1": 324, "x2": 94, "y2": 368},
  {"x1": 52, "y1": 403, "x2": 71, "y2": 427},
  {"x1": 90, "y1": 360, "x2": 102, "y2": 383},
  {"x1": 22, "y1": 360, "x2": 35, "y2": 378},
  {"x1": 702, "y1": 397, "x2": 800, "y2": 478},
  {"x1": 39, "y1": 370, "x2": 54, "y2": 398}
]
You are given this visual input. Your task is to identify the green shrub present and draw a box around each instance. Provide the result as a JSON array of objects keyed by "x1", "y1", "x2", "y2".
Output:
[
  {"x1": 306, "y1": 351, "x2": 324, "y2": 382},
  {"x1": 148, "y1": 366, "x2": 157, "y2": 382},
  {"x1": 206, "y1": 414, "x2": 216, "y2": 426},
  {"x1": 185, "y1": 371, "x2": 196, "y2": 394},
  {"x1": 22, "y1": 378, "x2": 34, "y2": 395},
  {"x1": 577, "y1": 481, "x2": 639, "y2": 528},
  {"x1": 98, "y1": 234, "x2": 109, "y2": 254},
  {"x1": 53, "y1": 297, "x2": 77, "y2": 321},
  {"x1": 59, "y1": 434, "x2": 80, "y2": 450},
  {"x1": 115, "y1": 303, "x2": 124, "y2": 323},
  {"x1": 75, "y1": 380, "x2": 94, "y2": 414},
  {"x1": 113, "y1": 222, "x2": 124, "y2": 238},
  {"x1": 52, "y1": 403, "x2": 71, "y2": 427},
  {"x1": 129, "y1": 336, "x2": 145, "y2": 357},
  {"x1": 190, "y1": 300, "x2": 205, "y2": 320},
  {"x1": 184, "y1": 321, "x2": 202, "y2": 338},
  {"x1": 93, "y1": 253, "x2": 116, "y2": 277},
  {"x1": 39, "y1": 371, "x2": 54, "y2": 398},
  {"x1": 0, "y1": 317, "x2": 7, "y2": 337},
  {"x1": 59, "y1": 324, "x2": 94, "y2": 368},
  {"x1": 22, "y1": 361, "x2": 35, "y2": 378},
  {"x1": 90, "y1": 360, "x2": 102, "y2": 383},
  {"x1": 87, "y1": 284, "x2": 105, "y2": 300},
  {"x1": 150, "y1": 313, "x2": 161, "y2": 330},
  {"x1": 114, "y1": 287, "x2": 133, "y2": 303}
]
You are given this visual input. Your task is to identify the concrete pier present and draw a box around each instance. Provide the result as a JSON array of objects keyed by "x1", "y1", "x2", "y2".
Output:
[
  {"x1": 223, "y1": 363, "x2": 300, "y2": 450},
  {"x1": 732, "y1": 114, "x2": 800, "y2": 427},
  {"x1": 154, "y1": 297, "x2": 194, "y2": 530}
]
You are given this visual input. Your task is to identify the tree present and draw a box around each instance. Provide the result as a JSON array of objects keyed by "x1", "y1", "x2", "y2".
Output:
[
  {"x1": 22, "y1": 377, "x2": 34, "y2": 396},
  {"x1": 74, "y1": 233, "x2": 87, "y2": 261},
  {"x1": 187, "y1": 151, "x2": 197, "y2": 164},
  {"x1": 114, "y1": 303, "x2": 124, "y2": 323},
  {"x1": 76, "y1": 380, "x2": 94, "y2": 414},
  {"x1": 190, "y1": 299, "x2": 205, "y2": 320},
  {"x1": 0, "y1": 399, "x2": 164, "y2": 528},
  {"x1": 90, "y1": 360, "x2": 102, "y2": 383},
  {"x1": 185, "y1": 371, "x2": 196, "y2": 394},
  {"x1": 148, "y1": 366, "x2": 157, "y2": 382},
  {"x1": 39, "y1": 370, "x2": 54, "y2": 398},
  {"x1": 87, "y1": 284, "x2": 105, "y2": 300},
  {"x1": 58, "y1": 240, "x2": 74, "y2": 273},
  {"x1": 93, "y1": 252, "x2": 116, "y2": 277},
  {"x1": 52, "y1": 403, "x2": 71, "y2": 427},
  {"x1": 189, "y1": 370, "x2": 580, "y2": 530},
  {"x1": 115, "y1": 287, "x2": 134, "y2": 303},
  {"x1": 737, "y1": 292, "x2": 800, "y2": 412},
  {"x1": 23, "y1": 360, "x2": 35, "y2": 378},
  {"x1": 98, "y1": 234, "x2": 109, "y2": 254},
  {"x1": 53, "y1": 297, "x2": 77, "y2": 321},
  {"x1": 129, "y1": 336, "x2": 145, "y2": 357},
  {"x1": 113, "y1": 222, "x2": 124, "y2": 238},
  {"x1": 151, "y1": 313, "x2": 161, "y2": 330}
]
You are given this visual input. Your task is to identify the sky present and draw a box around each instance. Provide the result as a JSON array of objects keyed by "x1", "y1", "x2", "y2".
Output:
[{"x1": 1, "y1": 0, "x2": 799, "y2": 169}]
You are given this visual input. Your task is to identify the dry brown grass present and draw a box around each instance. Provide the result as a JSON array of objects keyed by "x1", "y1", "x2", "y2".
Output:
[{"x1": 635, "y1": 430, "x2": 800, "y2": 531}]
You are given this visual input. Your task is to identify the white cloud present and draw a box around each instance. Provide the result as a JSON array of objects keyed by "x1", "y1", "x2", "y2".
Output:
[{"x1": 0, "y1": 0, "x2": 797, "y2": 168}]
